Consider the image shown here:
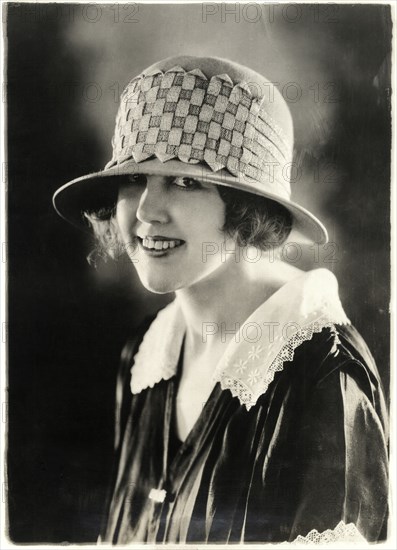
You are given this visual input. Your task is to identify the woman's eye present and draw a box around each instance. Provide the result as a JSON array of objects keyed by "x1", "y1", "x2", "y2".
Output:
[
  {"x1": 172, "y1": 177, "x2": 202, "y2": 190},
  {"x1": 128, "y1": 174, "x2": 147, "y2": 186}
]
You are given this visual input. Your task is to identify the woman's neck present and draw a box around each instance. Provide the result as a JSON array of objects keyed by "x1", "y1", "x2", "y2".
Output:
[{"x1": 175, "y1": 256, "x2": 303, "y2": 355}]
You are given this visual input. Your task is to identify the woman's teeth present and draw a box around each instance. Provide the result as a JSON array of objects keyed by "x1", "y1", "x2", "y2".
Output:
[{"x1": 142, "y1": 237, "x2": 183, "y2": 250}]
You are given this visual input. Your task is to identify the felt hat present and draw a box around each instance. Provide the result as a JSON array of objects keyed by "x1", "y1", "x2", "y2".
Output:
[{"x1": 53, "y1": 55, "x2": 328, "y2": 243}]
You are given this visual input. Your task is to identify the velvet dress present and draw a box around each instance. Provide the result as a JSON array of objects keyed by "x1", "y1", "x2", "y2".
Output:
[{"x1": 99, "y1": 269, "x2": 388, "y2": 544}]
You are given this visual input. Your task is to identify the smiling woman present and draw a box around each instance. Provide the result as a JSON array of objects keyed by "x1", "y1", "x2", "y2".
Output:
[
  {"x1": 52, "y1": 56, "x2": 388, "y2": 544},
  {"x1": 116, "y1": 174, "x2": 230, "y2": 294}
]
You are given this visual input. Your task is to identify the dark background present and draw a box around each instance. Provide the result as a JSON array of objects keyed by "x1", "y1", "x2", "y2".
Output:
[{"x1": 5, "y1": 2, "x2": 392, "y2": 543}]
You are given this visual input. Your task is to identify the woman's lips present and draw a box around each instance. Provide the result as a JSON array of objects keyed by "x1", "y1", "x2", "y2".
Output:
[{"x1": 137, "y1": 236, "x2": 185, "y2": 255}]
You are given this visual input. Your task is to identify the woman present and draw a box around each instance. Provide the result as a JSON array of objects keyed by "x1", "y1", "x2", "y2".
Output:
[{"x1": 53, "y1": 56, "x2": 388, "y2": 544}]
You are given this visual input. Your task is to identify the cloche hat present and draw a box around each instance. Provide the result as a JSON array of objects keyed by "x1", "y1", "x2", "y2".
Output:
[{"x1": 53, "y1": 55, "x2": 328, "y2": 243}]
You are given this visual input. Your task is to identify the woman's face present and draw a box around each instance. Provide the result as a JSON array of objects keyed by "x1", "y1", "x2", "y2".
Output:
[{"x1": 116, "y1": 174, "x2": 236, "y2": 294}]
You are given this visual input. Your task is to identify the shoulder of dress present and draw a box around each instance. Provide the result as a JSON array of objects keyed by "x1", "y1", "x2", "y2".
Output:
[
  {"x1": 291, "y1": 322, "x2": 370, "y2": 365},
  {"x1": 113, "y1": 311, "x2": 162, "y2": 450},
  {"x1": 288, "y1": 323, "x2": 383, "y2": 400}
]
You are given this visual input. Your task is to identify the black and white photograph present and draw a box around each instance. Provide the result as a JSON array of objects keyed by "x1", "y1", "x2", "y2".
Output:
[{"x1": 1, "y1": 1, "x2": 395, "y2": 546}]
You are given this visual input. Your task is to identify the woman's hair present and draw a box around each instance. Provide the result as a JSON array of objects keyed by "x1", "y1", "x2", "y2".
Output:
[
  {"x1": 216, "y1": 186, "x2": 292, "y2": 249},
  {"x1": 83, "y1": 178, "x2": 292, "y2": 266}
]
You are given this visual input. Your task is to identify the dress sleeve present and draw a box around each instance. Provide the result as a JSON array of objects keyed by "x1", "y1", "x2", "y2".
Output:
[{"x1": 287, "y1": 360, "x2": 388, "y2": 543}]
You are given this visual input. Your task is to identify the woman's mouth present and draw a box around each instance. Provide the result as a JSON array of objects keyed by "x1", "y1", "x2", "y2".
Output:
[{"x1": 137, "y1": 236, "x2": 185, "y2": 255}]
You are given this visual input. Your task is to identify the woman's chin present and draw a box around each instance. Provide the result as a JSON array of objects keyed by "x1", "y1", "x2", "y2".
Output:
[{"x1": 138, "y1": 275, "x2": 184, "y2": 295}]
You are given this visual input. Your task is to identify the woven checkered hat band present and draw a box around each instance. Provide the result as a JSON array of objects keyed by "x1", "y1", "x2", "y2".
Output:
[{"x1": 106, "y1": 66, "x2": 292, "y2": 195}]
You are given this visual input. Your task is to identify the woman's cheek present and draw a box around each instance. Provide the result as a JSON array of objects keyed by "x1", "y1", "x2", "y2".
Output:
[{"x1": 116, "y1": 204, "x2": 135, "y2": 241}]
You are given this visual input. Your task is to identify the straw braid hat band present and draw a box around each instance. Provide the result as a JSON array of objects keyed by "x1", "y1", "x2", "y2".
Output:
[{"x1": 106, "y1": 66, "x2": 292, "y2": 196}]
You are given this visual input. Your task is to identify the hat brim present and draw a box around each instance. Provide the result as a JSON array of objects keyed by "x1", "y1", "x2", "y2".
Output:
[{"x1": 53, "y1": 158, "x2": 328, "y2": 244}]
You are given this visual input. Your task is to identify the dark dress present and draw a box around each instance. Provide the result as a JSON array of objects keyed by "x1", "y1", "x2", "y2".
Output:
[{"x1": 99, "y1": 319, "x2": 388, "y2": 544}]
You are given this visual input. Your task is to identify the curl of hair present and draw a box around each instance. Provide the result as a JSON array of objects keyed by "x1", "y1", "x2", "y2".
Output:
[
  {"x1": 217, "y1": 186, "x2": 292, "y2": 250},
  {"x1": 83, "y1": 205, "x2": 121, "y2": 267},
  {"x1": 82, "y1": 184, "x2": 292, "y2": 266}
]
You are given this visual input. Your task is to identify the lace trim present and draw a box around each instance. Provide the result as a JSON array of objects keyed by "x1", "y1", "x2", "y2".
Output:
[
  {"x1": 217, "y1": 319, "x2": 341, "y2": 411},
  {"x1": 291, "y1": 521, "x2": 366, "y2": 544}
]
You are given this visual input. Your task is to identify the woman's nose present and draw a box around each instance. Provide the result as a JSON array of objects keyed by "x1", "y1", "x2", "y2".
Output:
[{"x1": 136, "y1": 177, "x2": 170, "y2": 225}]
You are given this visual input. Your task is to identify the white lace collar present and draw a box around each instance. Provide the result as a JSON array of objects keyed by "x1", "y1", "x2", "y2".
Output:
[{"x1": 130, "y1": 268, "x2": 350, "y2": 409}]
